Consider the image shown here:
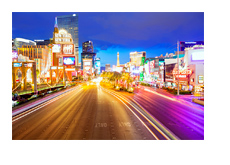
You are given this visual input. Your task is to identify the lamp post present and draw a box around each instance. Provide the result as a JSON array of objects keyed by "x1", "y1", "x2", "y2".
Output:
[{"x1": 177, "y1": 41, "x2": 179, "y2": 95}]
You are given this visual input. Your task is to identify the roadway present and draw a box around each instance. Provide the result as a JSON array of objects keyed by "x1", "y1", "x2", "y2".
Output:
[
  {"x1": 119, "y1": 86, "x2": 204, "y2": 140},
  {"x1": 12, "y1": 83, "x2": 157, "y2": 140}
]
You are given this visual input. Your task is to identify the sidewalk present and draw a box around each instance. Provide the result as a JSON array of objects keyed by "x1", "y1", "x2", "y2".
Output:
[{"x1": 139, "y1": 85, "x2": 204, "y2": 106}]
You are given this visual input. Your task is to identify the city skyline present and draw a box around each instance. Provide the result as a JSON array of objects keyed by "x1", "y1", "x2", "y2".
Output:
[{"x1": 12, "y1": 12, "x2": 204, "y2": 66}]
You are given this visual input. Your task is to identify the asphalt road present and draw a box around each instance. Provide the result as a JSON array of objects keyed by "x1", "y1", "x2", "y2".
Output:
[
  {"x1": 121, "y1": 86, "x2": 204, "y2": 140},
  {"x1": 12, "y1": 83, "x2": 156, "y2": 140}
]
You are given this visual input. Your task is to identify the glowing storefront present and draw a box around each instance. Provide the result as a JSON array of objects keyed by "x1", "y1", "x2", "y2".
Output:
[{"x1": 173, "y1": 45, "x2": 204, "y2": 92}]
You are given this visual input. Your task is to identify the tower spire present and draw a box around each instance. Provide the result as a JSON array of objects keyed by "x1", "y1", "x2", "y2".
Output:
[
  {"x1": 54, "y1": 17, "x2": 59, "y2": 33},
  {"x1": 117, "y1": 52, "x2": 120, "y2": 67}
]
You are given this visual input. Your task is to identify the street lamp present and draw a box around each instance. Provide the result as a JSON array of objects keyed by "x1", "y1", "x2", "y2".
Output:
[{"x1": 177, "y1": 41, "x2": 179, "y2": 95}]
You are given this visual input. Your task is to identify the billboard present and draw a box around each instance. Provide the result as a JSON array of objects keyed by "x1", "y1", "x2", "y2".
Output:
[
  {"x1": 13, "y1": 63, "x2": 22, "y2": 67},
  {"x1": 150, "y1": 60, "x2": 155, "y2": 69},
  {"x1": 180, "y1": 41, "x2": 204, "y2": 51},
  {"x1": 52, "y1": 44, "x2": 61, "y2": 53},
  {"x1": 95, "y1": 60, "x2": 101, "y2": 74},
  {"x1": 63, "y1": 57, "x2": 75, "y2": 65},
  {"x1": 84, "y1": 62, "x2": 91, "y2": 66},
  {"x1": 192, "y1": 52, "x2": 204, "y2": 61},
  {"x1": 62, "y1": 44, "x2": 74, "y2": 55}
]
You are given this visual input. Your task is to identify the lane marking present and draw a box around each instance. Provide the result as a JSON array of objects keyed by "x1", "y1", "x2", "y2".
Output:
[
  {"x1": 101, "y1": 87, "x2": 160, "y2": 140},
  {"x1": 101, "y1": 87, "x2": 180, "y2": 140}
]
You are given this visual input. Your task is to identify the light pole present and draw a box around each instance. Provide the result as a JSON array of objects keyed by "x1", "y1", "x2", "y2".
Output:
[{"x1": 177, "y1": 41, "x2": 179, "y2": 95}]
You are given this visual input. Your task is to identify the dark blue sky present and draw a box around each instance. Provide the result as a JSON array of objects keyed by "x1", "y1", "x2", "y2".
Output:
[{"x1": 12, "y1": 12, "x2": 204, "y2": 66}]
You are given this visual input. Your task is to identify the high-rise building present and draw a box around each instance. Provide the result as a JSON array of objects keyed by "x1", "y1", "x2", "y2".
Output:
[
  {"x1": 83, "y1": 41, "x2": 94, "y2": 53},
  {"x1": 57, "y1": 14, "x2": 79, "y2": 66},
  {"x1": 130, "y1": 51, "x2": 146, "y2": 67},
  {"x1": 81, "y1": 41, "x2": 96, "y2": 69},
  {"x1": 105, "y1": 64, "x2": 111, "y2": 72},
  {"x1": 95, "y1": 58, "x2": 101, "y2": 74}
]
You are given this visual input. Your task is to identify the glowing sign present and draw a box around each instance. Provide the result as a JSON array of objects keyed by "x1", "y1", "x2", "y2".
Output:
[
  {"x1": 84, "y1": 62, "x2": 91, "y2": 66},
  {"x1": 63, "y1": 57, "x2": 75, "y2": 65},
  {"x1": 13, "y1": 63, "x2": 22, "y2": 67},
  {"x1": 175, "y1": 75, "x2": 187, "y2": 78},
  {"x1": 198, "y1": 75, "x2": 204, "y2": 83},
  {"x1": 85, "y1": 67, "x2": 90, "y2": 70},
  {"x1": 52, "y1": 44, "x2": 61, "y2": 53},
  {"x1": 65, "y1": 68, "x2": 75, "y2": 71},
  {"x1": 150, "y1": 61, "x2": 155, "y2": 69},
  {"x1": 62, "y1": 44, "x2": 74, "y2": 55},
  {"x1": 12, "y1": 51, "x2": 18, "y2": 59},
  {"x1": 192, "y1": 52, "x2": 204, "y2": 61},
  {"x1": 173, "y1": 69, "x2": 192, "y2": 75},
  {"x1": 51, "y1": 66, "x2": 57, "y2": 69},
  {"x1": 24, "y1": 63, "x2": 32, "y2": 67}
]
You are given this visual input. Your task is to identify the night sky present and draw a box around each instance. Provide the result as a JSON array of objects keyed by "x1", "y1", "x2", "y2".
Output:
[{"x1": 12, "y1": 12, "x2": 204, "y2": 66}]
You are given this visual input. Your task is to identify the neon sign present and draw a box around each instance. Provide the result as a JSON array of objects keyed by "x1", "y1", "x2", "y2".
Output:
[
  {"x1": 24, "y1": 63, "x2": 32, "y2": 67},
  {"x1": 62, "y1": 44, "x2": 74, "y2": 55},
  {"x1": 13, "y1": 63, "x2": 22, "y2": 67},
  {"x1": 173, "y1": 69, "x2": 192, "y2": 79},
  {"x1": 150, "y1": 61, "x2": 155, "y2": 69},
  {"x1": 173, "y1": 69, "x2": 192, "y2": 75},
  {"x1": 63, "y1": 57, "x2": 75, "y2": 65}
]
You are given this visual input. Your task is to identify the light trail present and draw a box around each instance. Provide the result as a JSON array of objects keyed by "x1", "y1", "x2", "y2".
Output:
[
  {"x1": 101, "y1": 87, "x2": 160, "y2": 140},
  {"x1": 12, "y1": 85, "x2": 82, "y2": 116},
  {"x1": 12, "y1": 86, "x2": 83, "y2": 122},
  {"x1": 105, "y1": 88, "x2": 175, "y2": 140},
  {"x1": 101, "y1": 86, "x2": 179, "y2": 140},
  {"x1": 144, "y1": 88, "x2": 176, "y2": 101}
]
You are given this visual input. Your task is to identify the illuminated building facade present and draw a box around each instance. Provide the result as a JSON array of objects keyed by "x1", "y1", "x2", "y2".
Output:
[
  {"x1": 81, "y1": 41, "x2": 96, "y2": 69},
  {"x1": 83, "y1": 59, "x2": 93, "y2": 75},
  {"x1": 174, "y1": 45, "x2": 204, "y2": 92},
  {"x1": 57, "y1": 14, "x2": 79, "y2": 67},
  {"x1": 17, "y1": 45, "x2": 49, "y2": 79},
  {"x1": 34, "y1": 39, "x2": 51, "y2": 46},
  {"x1": 130, "y1": 51, "x2": 146, "y2": 67},
  {"x1": 105, "y1": 64, "x2": 111, "y2": 72},
  {"x1": 95, "y1": 58, "x2": 101, "y2": 74},
  {"x1": 82, "y1": 41, "x2": 94, "y2": 53},
  {"x1": 13, "y1": 38, "x2": 36, "y2": 48}
]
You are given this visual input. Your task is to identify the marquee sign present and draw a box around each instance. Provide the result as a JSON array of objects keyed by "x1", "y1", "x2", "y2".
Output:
[
  {"x1": 173, "y1": 69, "x2": 192, "y2": 75},
  {"x1": 54, "y1": 29, "x2": 72, "y2": 43},
  {"x1": 62, "y1": 44, "x2": 74, "y2": 55},
  {"x1": 173, "y1": 69, "x2": 192, "y2": 79}
]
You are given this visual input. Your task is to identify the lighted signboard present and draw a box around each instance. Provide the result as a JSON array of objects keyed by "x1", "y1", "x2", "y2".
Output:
[
  {"x1": 84, "y1": 62, "x2": 91, "y2": 66},
  {"x1": 173, "y1": 69, "x2": 192, "y2": 75},
  {"x1": 24, "y1": 63, "x2": 32, "y2": 67},
  {"x1": 173, "y1": 69, "x2": 192, "y2": 79},
  {"x1": 63, "y1": 57, "x2": 75, "y2": 65},
  {"x1": 12, "y1": 51, "x2": 18, "y2": 59},
  {"x1": 13, "y1": 63, "x2": 22, "y2": 67},
  {"x1": 62, "y1": 44, "x2": 74, "y2": 55},
  {"x1": 192, "y1": 52, "x2": 204, "y2": 61},
  {"x1": 150, "y1": 61, "x2": 155, "y2": 69},
  {"x1": 52, "y1": 44, "x2": 61, "y2": 53},
  {"x1": 198, "y1": 75, "x2": 204, "y2": 83},
  {"x1": 85, "y1": 67, "x2": 90, "y2": 71}
]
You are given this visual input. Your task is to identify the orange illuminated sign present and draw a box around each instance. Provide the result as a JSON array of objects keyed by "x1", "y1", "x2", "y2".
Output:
[
  {"x1": 173, "y1": 69, "x2": 192, "y2": 75},
  {"x1": 62, "y1": 44, "x2": 74, "y2": 55}
]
